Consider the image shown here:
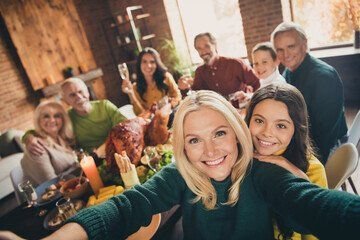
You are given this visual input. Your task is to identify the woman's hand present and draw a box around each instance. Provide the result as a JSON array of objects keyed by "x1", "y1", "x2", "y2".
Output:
[
  {"x1": 254, "y1": 153, "x2": 309, "y2": 180},
  {"x1": 121, "y1": 78, "x2": 134, "y2": 95}
]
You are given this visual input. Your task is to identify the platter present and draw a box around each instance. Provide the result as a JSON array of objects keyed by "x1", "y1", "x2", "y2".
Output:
[
  {"x1": 43, "y1": 199, "x2": 85, "y2": 231},
  {"x1": 35, "y1": 174, "x2": 74, "y2": 207}
]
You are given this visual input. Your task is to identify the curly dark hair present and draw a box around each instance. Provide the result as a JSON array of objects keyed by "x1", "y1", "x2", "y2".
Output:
[{"x1": 136, "y1": 47, "x2": 169, "y2": 101}]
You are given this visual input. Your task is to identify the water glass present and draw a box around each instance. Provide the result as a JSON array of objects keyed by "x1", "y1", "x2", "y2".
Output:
[
  {"x1": 18, "y1": 180, "x2": 38, "y2": 208},
  {"x1": 56, "y1": 198, "x2": 77, "y2": 221}
]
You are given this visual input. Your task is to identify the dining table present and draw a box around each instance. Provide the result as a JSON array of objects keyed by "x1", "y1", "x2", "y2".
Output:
[{"x1": 0, "y1": 164, "x2": 182, "y2": 239}]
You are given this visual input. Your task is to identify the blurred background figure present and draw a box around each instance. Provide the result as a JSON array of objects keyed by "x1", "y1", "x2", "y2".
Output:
[
  {"x1": 21, "y1": 101, "x2": 77, "y2": 185},
  {"x1": 271, "y1": 22, "x2": 348, "y2": 163},
  {"x1": 251, "y1": 42, "x2": 286, "y2": 88},
  {"x1": 121, "y1": 47, "x2": 181, "y2": 116}
]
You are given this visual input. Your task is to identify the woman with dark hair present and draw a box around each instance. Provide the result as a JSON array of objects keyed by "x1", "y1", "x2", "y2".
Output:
[
  {"x1": 121, "y1": 47, "x2": 181, "y2": 115},
  {"x1": 245, "y1": 83, "x2": 327, "y2": 240}
]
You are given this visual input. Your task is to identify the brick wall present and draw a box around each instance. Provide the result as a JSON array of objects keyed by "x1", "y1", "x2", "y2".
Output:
[
  {"x1": 239, "y1": 0, "x2": 284, "y2": 60},
  {"x1": 74, "y1": 0, "x2": 173, "y2": 107},
  {"x1": 0, "y1": 16, "x2": 39, "y2": 132}
]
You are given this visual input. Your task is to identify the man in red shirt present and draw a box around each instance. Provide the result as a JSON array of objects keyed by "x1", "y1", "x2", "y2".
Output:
[{"x1": 178, "y1": 32, "x2": 259, "y2": 98}]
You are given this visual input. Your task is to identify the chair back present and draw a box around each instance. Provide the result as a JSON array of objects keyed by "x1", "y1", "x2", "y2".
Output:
[
  {"x1": 325, "y1": 143, "x2": 359, "y2": 189},
  {"x1": 119, "y1": 104, "x2": 137, "y2": 119},
  {"x1": 348, "y1": 110, "x2": 360, "y2": 151},
  {"x1": 10, "y1": 166, "x2": 27, "y2": 205},
  {"x1": 127, "y1": 213, "x2": 161, "y2": 240}
]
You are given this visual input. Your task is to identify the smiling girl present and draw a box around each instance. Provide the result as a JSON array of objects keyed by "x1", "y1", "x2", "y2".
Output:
[
  {"x1": 245, "y1": 84, "x2": 327, "y2": 240},
  {"x1": 121, "y1": 47, "x2": 181, "y2": 115}
]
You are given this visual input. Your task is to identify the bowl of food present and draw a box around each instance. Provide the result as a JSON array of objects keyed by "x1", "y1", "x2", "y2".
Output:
[{"x1": 60, "y1": 177, "x2": 89, "y2": 199}]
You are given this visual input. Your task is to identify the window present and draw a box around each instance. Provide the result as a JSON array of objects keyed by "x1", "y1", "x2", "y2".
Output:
[
  {"x1": 290, "y1": 0, "x2": 355, "y2": 49},
  {"x1": 177, "y1": 0, "x2": 247, "y2": 63}
]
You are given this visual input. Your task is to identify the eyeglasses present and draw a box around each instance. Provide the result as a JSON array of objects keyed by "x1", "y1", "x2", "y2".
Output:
[{"x1": 41, "y1": 113, "x2": 63, "y2": 119}]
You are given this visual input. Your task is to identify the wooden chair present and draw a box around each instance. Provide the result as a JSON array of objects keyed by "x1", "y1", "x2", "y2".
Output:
[
  {"x1": 325, "y1": 143, "x2": 358, "y2": 194},
  {"x1": 127, "y1": 213, "x2": 161, "y2": 240},
  {"x1": 348, "y1": 110, "x2": 360, "y2": 151}
]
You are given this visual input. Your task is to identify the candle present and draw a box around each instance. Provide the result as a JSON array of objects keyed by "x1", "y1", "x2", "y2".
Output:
[{"x1": 80, "y1": 156, "x2": 104, "y2": 194}]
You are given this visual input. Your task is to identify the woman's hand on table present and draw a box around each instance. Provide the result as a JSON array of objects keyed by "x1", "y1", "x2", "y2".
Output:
[{"x1": 254, "y1": 153, "x2": 309, "y2": 180}]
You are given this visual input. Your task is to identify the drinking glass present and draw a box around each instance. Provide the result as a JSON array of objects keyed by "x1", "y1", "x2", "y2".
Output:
[
  {"x1": 18, "y1": 180, "x2": 38, "y2": 208},
  {"x1": 56, "y1": 198, "x2": 77, "y2": 221},
  {"x1": 182, "y1": 68, "x2": 193, "y2": 96},
  {"x1": 118, "y1": 63, "x2": 129, "y2": 80},
  {"x1": 228, "y1": 93, "x2": 240, "y2": 108}
]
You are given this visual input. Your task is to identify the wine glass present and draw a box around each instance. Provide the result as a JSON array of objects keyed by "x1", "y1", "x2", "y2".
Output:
[
  {"x1": 118, "y1": 63, "x2": 129, "y2": 80},
  {"x1": 181, "y1": 68, "x2": 193, "y2": 96},
  {"x1": 118, "y1": 63, "x2": 131, "y2": 93},
  {"x1": 18, "y1": 180, "x2": 38, "y2": 208}
]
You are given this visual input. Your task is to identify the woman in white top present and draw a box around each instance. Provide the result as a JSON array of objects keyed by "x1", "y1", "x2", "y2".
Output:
[
  {"x1": 252, "y1": 42, "x2": 286, "y2": 88},
  {"x1": 21, "y1": 101, "x2": 77, "y2": 185}
]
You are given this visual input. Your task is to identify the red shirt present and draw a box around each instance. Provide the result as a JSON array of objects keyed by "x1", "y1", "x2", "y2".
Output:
[{"x1": 192, "y1": 56, "x2": 260, "y2": 96}]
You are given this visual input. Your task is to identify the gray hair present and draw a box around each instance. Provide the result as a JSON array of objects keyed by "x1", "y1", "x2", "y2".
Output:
[
  {"x1": 60, "y1": 77, "x2": 88, "y2": 97},
  {"x1": 270, "y1": 22, "x2": 308, "y2": 44},
  {"x1": 194, "y1": 32, "x2": 217, "y2": 48}
]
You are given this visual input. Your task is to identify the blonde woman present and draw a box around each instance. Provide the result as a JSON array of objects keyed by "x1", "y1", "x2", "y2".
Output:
[
  {"x1": 6, "y1": 91, "x2": 360, "y2": 239},
  {"x1": 21, "y1": 101, "x2": 77, "y2": 185}
]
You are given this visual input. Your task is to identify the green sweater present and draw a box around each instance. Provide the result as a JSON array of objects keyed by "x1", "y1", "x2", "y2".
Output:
[
  {"x1": 283, "y1": 54, "x2": 348, "y2": 162},
  {"x1": 68, "y1": 100, "x2": 126, "y2": 152},
  {"x1": 69, "y1": 161, "x2": 360, "y2": 240}
]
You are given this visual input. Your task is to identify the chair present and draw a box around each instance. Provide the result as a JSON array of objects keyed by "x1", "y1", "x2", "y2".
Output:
[
  {"x1": 325, "y1": 143, "x2": 359, "y2": 194},
  {"x1": 348, "y1": 110, "x2": 360, "y2": 151},
  {"x1": 127, "y1": 213, "x2": 161, "y2": 240},
  {"x1": 10, "y1": 165, "x2": 27, "y2": 205},
  {"x1": 119, "y1": 104, "x2": 137, "y2": 119}
]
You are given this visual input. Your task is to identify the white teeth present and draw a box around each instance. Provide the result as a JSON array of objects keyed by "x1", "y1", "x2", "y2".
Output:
[
  {"x1": 258, "y1": 140, "x2": 275, "y2": 146},
  {"x1": 204, "y1": 157, "x2": 224, "y2": 166}
]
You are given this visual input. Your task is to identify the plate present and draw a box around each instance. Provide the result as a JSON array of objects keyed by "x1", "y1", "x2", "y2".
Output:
[
  {"x1": 43, "y1": 199, "x2": 85, "y2": 231},
  {"x1": 35, "y1": 174, "x2": 74, "y2": 207}
]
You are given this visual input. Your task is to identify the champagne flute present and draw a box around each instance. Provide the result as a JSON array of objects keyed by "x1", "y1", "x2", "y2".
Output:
[
  {"x1": 18, "y1": 180, "x2": 38, "y2": 208},
  {"x1": 118, "y1": 63, "x2": 129, "y2": 80},
  {"x1": 118, "y1": 63, "x2": 131, "y2": 93},
  {"x1": 182, "y1": 68, "x2": 193, "y2": 96}
]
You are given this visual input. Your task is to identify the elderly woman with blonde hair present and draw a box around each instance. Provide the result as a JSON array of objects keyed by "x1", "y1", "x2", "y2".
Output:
[{"x1": 21, "y1": 101, "x2": 77, "y2": 185}]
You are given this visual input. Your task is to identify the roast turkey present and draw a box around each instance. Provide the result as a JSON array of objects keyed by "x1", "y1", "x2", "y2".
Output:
[{"x1": 105, "y1": 103, "x2": 171, "y2": 173}]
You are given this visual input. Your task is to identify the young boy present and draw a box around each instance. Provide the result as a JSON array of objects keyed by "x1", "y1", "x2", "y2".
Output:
[{"x1": 252, "y1": 42, "x2": 286, "y2": 88}]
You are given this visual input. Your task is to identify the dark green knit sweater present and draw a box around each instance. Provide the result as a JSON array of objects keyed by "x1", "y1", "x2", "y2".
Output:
[
  {"x1": 283, "y1": 54, "x2": 348, "y2": 162},
  {"x1": 69, "y1": 161, "x2": 360, "y2": 240}
]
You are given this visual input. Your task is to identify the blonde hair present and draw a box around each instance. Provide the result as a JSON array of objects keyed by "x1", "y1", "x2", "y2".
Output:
[
  {"x1": 172, "y1": 90, "x2": 253, "y2": 209},
  {"x1": 34, "y1": 101, "x2": 74, "y2": 145}
]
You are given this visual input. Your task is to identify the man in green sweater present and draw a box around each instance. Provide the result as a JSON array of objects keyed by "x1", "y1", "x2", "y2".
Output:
[
  {"x1": 25, "y1": 77, "x2": 126, "y2": 154},
  {"x1": 271, "y1": 22, "x2": 348, "y2": 163}
]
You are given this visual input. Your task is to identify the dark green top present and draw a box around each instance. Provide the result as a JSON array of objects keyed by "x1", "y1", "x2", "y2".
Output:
[
  {"x1": 283, "y1": 54, "x2": 348, "y2": 162},
  {"x1": 68, "y1": 161, "x2": 360, "y2": 240}
]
